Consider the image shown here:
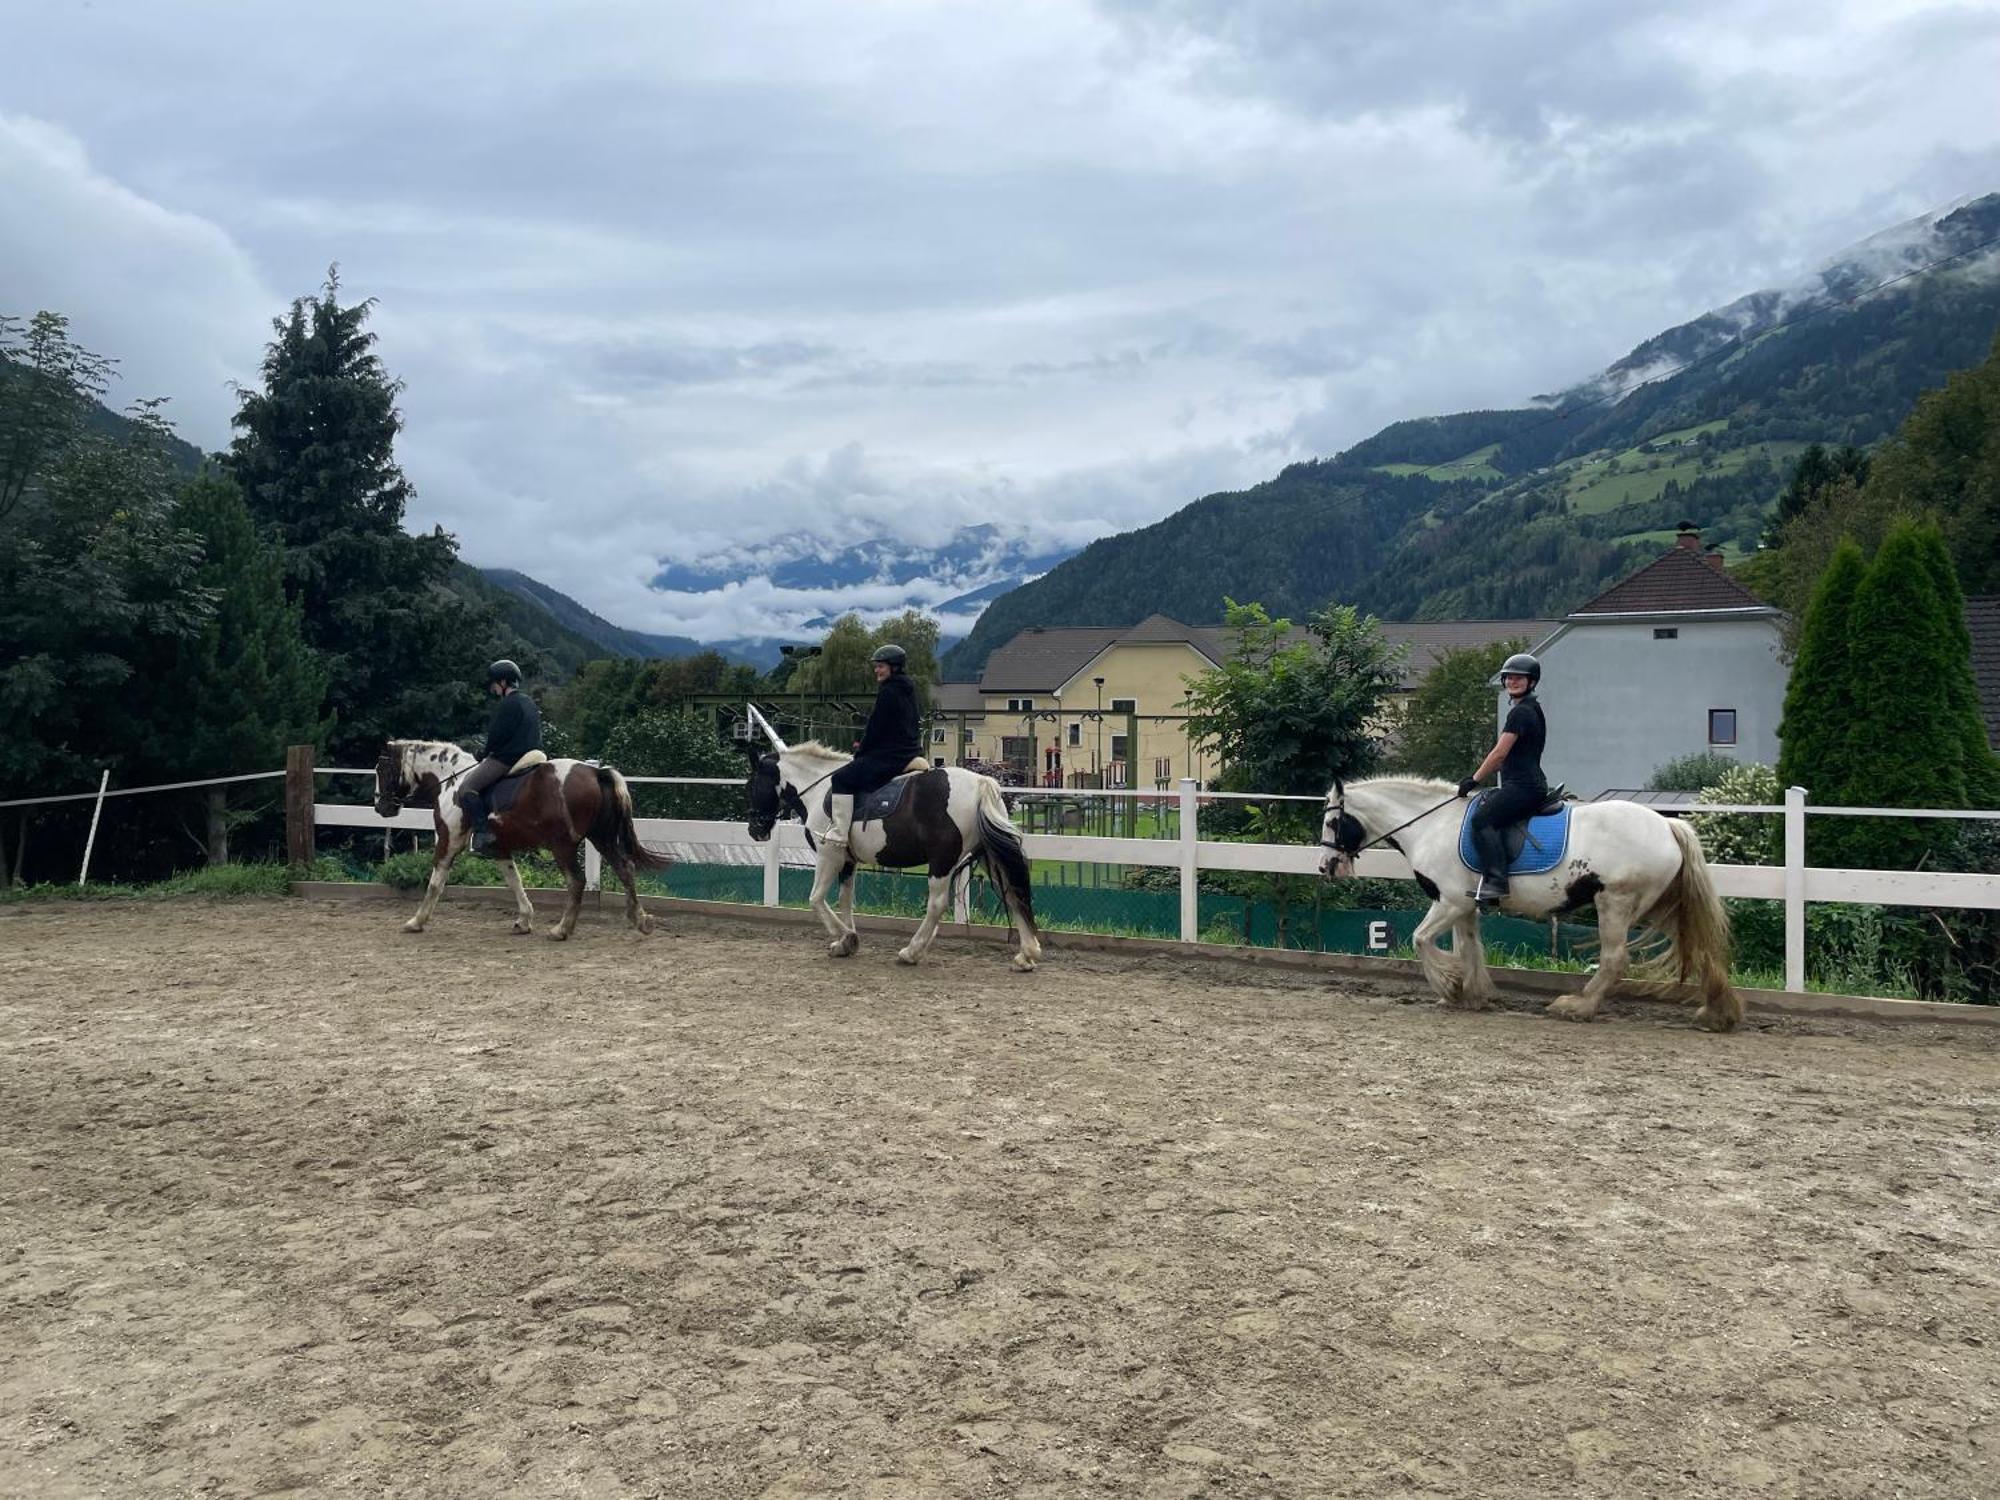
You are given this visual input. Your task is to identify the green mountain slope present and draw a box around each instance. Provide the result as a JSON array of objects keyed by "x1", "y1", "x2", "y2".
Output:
[
  {"x1": 480, "y1": 568, "x2": 713, "y2": 661},
  {"x1": 943, "y1": 193, "x2": 2000, "y2": 679}
]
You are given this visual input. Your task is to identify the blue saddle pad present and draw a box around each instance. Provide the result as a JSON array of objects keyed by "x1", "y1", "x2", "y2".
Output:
[{"x1": 1457, "y1": 795, "x2": 1573, "y2": 876}]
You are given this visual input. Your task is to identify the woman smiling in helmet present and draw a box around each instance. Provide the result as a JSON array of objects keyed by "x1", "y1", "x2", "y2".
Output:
[{"x1": 1457, "y1": 651, "x2": 1547, "y2": 908}]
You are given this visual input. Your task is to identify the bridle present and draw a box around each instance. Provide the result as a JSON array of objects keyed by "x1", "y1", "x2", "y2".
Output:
[{"x1": 1320, "y1": 785, "x2": 1462, "y2": 867}]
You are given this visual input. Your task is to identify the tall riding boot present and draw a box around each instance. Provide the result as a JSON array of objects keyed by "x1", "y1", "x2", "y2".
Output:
[
  {"x1": 465, "y1": 795, "x2": 498, "y2": 856},
  {"x1": 823, "y1": 793, "x2": 855, "y2": 847},
  {"x1": 1472, "y1": 822, "x2": 1511, "y2": 909}
]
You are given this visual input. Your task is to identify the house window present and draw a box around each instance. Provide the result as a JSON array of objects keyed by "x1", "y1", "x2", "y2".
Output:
[
  {"x1": 1109, "y1": 697, "x2": 1137, "y2": 714},
  {"x1": 1110, "y1": 733, "x2": 1129, "y2": 761},
  {"x1": 1654, "y1": 627, "x2": 1679, "y2": 640},
  {"x1": 1067, "y1": 722, "x2": 1081, "y2": 746},
  {"x1": 1709, "y1": 709, "x2": 1737, "y2": 746},
  {"x1": 1005, "y1": 698, "x2": 1033, "y2": 713},
  {"x1": 1000, "y1": 736, "x2": 1034, "y2": 764},
  {"x1": 931, "y1": 727, "x2": 947, "y2": 744}
]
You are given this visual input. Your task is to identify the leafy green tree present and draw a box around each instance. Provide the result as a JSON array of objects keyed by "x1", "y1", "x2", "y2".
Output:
[
  {"x1": 228, "y1": 270, "x2": 503, "y2": 760},
  {"x1": 1778, "y1": 540, "x2": 1866, "y2": 862},
  {"x1": 1393, "y1": 640, "x2": 1522, "y2": 780},
  {"x1": 601, "y1": 709, "x2": 745, "y2": 819},
  {"x1": 1864, "y1": 327, "x2": 2000, "y2": 594},
  {"x1": 555, "y1": 652, "x2": 764, "y2": 756},
  {"x1": 794, "y1": 611, "x2": 942, "y2": 703},
  {"x1": 1765, "y1": 443, "x2": 1870, "y2": 544},
  {"x1": 0, "y1": 311, "x2": 115, "y2": 521},
  {"x1": 123, "y1": 475, "x2": 328, "y2": 862},
  {"x1": 1182, "y1": 599, "x2": 1405, "y2": 795},
  {"x1": 1689, "y1": 762, "x2": 1782, "y2": 866},
  {"x1": 1909, "y1": 521, "x2": 2000, "y2": 807},
  {"x1": 1648, "y1": 751, "x2": 1746, "y2": 793},
  {"x1": 1839, "y1": 522, "x2": 1969, "y2": 870}
]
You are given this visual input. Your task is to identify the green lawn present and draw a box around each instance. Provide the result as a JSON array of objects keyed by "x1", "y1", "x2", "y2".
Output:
[
  {"x1": 1374, "y1": 443, "x2": 1504, "y2": 483},
  {"x1": 1565, "y1": 441, "x2": 1807, "y2": 515}
]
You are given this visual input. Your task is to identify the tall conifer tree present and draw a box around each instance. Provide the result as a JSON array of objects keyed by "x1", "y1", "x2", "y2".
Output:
[
  {"x1": 1778, "y1": 539, "x2": 1866, "y2": 862},
  {"x1": 228, "y1": 270, "x2": 497, "y2": 759}
]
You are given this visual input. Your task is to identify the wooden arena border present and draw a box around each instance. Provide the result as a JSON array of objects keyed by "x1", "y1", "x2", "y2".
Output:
[{"x1": 291, "y1": 880, "x2": 2000, "y2": 1030}]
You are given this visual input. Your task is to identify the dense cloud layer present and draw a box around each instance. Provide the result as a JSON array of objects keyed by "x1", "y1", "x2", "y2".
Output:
[{"x1": 3, "y1": 0, "x2": 1997, "y2": 638}]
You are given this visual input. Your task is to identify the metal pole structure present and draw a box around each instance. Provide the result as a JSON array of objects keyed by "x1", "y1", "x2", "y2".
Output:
[
  {"x1": 1784, "y1": 785, "x2": 1807, "y2": 993},
  {"x1": 1179, "y1": 777, "x2": 1199, "y2": 943},
  {"x1": 76, "y1": 769, "x2": 110, "y2": 888},
  {"x1": 763, "y1": 827, "x2": 781, "y2": 907}
]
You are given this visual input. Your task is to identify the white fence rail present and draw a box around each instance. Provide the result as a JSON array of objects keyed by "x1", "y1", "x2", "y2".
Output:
[{"x1": 311, "y1": 773, "x2": 2000, "y2": 994}]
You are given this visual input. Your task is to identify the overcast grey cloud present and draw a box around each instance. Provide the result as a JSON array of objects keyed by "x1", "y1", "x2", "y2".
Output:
[{"x1": 3, "y1": 0, "x2": 1997, "y2": 639}]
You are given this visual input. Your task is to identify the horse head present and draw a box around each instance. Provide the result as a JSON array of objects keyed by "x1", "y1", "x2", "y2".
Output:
[
  {"x1": 745, "y1": 749, "x2": 810, "y2": 841},
  {"x1": 373, "y1": 743, "x2": 408, "y2": 818},
  {"x1": 1319, "y1": 775, "x2": 1365, "y2": 880}
]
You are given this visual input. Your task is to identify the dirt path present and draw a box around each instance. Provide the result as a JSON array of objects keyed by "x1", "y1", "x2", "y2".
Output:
[{"x1": 3, "y1": 899, "x2": 1997, "y2": 1499}]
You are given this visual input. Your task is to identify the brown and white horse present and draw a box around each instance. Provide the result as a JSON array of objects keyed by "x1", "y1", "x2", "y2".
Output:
[{"x1": 374, "y1": 740, "x2": 668, "y2": 940}]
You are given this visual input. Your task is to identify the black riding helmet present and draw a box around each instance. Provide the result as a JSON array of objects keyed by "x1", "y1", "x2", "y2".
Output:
[
  {"x1": 1498, "y1": 652, "x2": 1540, "y2": 687},
  {"x1": 487, "y1": 659, "x2": 523, "y2": 687},
  {"x1": 870, "y1": 644, "x2": 907, "y2": 671}
]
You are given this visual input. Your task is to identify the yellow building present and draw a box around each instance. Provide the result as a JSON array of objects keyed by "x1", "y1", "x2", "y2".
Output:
[{"x1": 934, "y1": 613, "x2": 1550, "y2": 787}]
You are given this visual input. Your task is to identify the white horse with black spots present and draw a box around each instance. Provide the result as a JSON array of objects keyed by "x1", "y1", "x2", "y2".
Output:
[
  {"x1": 1319, "y1": 775, "x2": 1741, "y2": 1030},
  {"x1": 745, "y1": 741, "x2": 1042, "y2": 971}
]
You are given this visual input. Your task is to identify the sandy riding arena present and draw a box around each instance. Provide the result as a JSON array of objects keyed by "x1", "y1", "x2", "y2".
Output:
[{"x1": 3, "y1": 901, "x2": 1997, "y2": 1499}]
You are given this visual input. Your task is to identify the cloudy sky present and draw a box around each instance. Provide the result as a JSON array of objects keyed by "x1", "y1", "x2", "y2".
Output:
[{"x1": 4, "y1": 0, "x2": 1998, "y2": 639}]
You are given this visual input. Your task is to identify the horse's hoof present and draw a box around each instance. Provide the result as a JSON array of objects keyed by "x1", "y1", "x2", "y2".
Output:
[
  {"x1": 402, "y1": 920, "x2": 425, "y2": 934},
  {"x1": 1010, "y1": 955, "x2": 1037, "y2": 972},
  {"x1": 896, "y1": 947, "x2": 920, "y2": 965},
  {"x1": 827, "y1": 936, "x2": 858, "y2": 958},
  {"x1": 1693, "y1": 1006, "x2": 1735, "y2": 1033},
  {"x1": 635, "y1": 915, "x2": 656, "y2": 936},
  {"x1": 512, "y1": 921, "x2": 533, "y2": 936},
  {"x1": 1547, "y1": 995, "x2": 1597, "y2": 1023},
  {"x1": 546, "y1": 929, "x2": 571, "y2": 943}
]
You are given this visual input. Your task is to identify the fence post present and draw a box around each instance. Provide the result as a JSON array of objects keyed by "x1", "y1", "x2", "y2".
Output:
[
  {"x1": 76, "y1": 769, "x2": 110, "y2": 887},
  {"x1": 285, "y1": 745, "x2": 316, "y2": 869},
  {"x1": 762, "y1": 830, "x2": 781, "y2": 907},
  {"x1": 953, "y1": 866, "x2": 970, "y2": 927},
  {"x1": 1179, "y1": 777, "x2": 1199, "y2": 944},
  {"x1": 1784, "y1": 785, "x2": 1807, "y2": 993},
  {"x1": 584, "y1": 843, "x2": 602, "y2": 892}
]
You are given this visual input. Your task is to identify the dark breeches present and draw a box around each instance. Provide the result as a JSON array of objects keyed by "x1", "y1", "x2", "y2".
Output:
[
  {"x1": 455, "y1": 756, "x2": 512, "y2": 810},
  {"x1": 830, "y1": 754, "x2": 913, "y2": 797},
  {"x1": 1472, "y1": 781, "x2": 1546, "y2": 831}
]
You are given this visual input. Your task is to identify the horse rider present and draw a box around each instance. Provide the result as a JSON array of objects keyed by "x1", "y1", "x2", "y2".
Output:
[
  {"x1": 823, "y1": 644, "x2": 923, "y2": 848},
  {"x1": 1457, "y1": 651, "x2": 1547, "y2": 909},
  {"x1": 458, "y1": 659, "x2": 542, "y2": 856}
]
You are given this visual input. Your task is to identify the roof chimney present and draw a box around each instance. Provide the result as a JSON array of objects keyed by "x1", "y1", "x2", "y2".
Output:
[
  {"x1": 1704, "y1": 544, "x2": 1727, "y2": 573},
  {"x1": 1675, "y1": 521, "x2": 1701, "y2": 551}
]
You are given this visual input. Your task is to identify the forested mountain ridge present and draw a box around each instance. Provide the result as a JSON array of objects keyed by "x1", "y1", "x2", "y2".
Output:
[{"x1": 943, "y1": 193, "x2": 2000, "y2": 679}]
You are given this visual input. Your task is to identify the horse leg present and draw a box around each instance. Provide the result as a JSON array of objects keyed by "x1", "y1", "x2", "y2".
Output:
[
  {"x1": 1411, "y1": 899, "x2": 1462, "y2": 1003},
  {"x1": 548, "y1": 838, "x2": 586, "y2": 941},
  {"x1": 403, "y1": 836, "x2": 462, "y2": 933},
  {"x1": 811, "y1": 851, "x2": 856, "y2": 956},
  {"x1": 614, "y1": 850, "x2": 655, "y2": 935},
  {"x1": 498, "y1": 858, "x2": 534, "y2": 935},
  {"x1": 898, "y1": 873, "x2": 952, "y2": 965},
  {"x1": 838, "y1": 861, "x2": 859, "y2": 948},
  {"x1": 1455, "y1": 909, "x2": 1499, "y2": 1009},
  {"x1": 1550, "y1": 889, "x2": 1638, "y2": 1022}
]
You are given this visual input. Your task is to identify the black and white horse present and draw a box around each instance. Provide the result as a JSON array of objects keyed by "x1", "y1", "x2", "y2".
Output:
[
  {"x1": 746, "y1": 741, "x2": 1042, "y2": 970},
  {"x1": 1320, "y1": 776, "x2": 1741, "y2": 1029}
]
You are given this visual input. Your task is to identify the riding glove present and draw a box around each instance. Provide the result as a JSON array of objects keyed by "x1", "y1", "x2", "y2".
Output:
[{"x1": 1456, "y1": 776, "x2": 1479, "y2": 797}]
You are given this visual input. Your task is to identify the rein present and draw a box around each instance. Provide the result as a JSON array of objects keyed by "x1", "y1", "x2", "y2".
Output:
[{"x1": 1322, "y1": 793, "x2": 1463, "y2": 858}]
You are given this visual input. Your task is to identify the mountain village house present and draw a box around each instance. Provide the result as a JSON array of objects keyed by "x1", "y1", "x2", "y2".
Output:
[{"x1": 937, "y1": 614, "x2": 1548, "y2": 787}]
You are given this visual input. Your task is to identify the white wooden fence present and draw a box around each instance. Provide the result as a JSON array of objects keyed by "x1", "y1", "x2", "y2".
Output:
[{"x1": 311, "y1": 771, "x2": 2000, "y2": 995}]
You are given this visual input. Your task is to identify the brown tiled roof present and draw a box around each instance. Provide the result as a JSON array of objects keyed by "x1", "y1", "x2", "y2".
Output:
[
  {"x1": 1969, "y1": 596, "x2": 2000, "y2": 749},
  {"x1": 1572, "y1": 545, "x2": 1772, "y2": 616},
  {"x1": 932, "y1": 682, "x2": 987, "y2": 713},
  {"x1": 975, "y1": 614, "x2": 1551, "y2": 694}
]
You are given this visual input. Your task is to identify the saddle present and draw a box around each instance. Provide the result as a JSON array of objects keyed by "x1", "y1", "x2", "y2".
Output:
[
  {"x1": 1456, "y1": 785, "x2": 1571, "y2": 876},
  {"x1": 825, "y1": 764, "x2": 934, "y2": 826},
  {"x1": 485, "y1": 749, "x2": 550, "y2": 817}
]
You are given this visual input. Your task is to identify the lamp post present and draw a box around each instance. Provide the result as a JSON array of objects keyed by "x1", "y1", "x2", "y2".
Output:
[
  {"x1": 1093, "y1": 677, "x2": 1105, "y2": 788},
  {"x1": 779, "y1": 644, "x2": 822, "y2": 741}
]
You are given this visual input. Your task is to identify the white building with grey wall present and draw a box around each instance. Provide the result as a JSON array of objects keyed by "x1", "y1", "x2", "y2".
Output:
[{"x1": 1522, "y1": 527, "x2": 1790, "y2": 798}]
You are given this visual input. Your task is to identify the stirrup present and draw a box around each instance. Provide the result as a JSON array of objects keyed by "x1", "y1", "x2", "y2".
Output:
[
  {"x1": 471, "y1": 826, "x2": 500, "y2": 857},
  {"x1": 1474, "y1": 874, "x2": 1509, "y2": 910}
]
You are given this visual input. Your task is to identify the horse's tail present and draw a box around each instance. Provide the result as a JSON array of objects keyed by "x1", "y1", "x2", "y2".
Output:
[
  {"x1": 1635, "y1": 818, "x2": 1741, "y2": 1031},
  {"x1": 593, "y1": 766, "x2": 672, "y2": 873},
  {"x1": 974, "y1": 776, "x2": 1039, "y2": 944}
]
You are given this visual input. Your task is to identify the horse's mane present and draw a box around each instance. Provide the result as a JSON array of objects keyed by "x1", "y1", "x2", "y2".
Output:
[
  {"x1": 1346, "y1": 774, "x2": 1456, "y2": 797},
  {"x1": 784, "y1": 740, "x2": 852, "y2": 765}
]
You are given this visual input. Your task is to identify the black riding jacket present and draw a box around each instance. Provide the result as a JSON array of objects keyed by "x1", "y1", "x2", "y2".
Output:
[
  {"x1": 855, "y1": 672, "x2": 922, "y2": 761},
  {"x1": 1499, "y1": 693, "x2": 1546, "y2": 789},
  {"x1": 482, "y1": 690, "x2": 542, "y2": 765}
]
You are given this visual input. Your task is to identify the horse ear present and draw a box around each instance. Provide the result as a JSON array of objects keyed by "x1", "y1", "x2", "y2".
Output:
[{"x1": 1334, "y1": 775, "x2": 1346, "y2": 800}]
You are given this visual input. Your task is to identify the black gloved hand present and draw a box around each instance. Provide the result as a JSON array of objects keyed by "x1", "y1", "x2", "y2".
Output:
[{"x1": 1456, "y1": 776, "x2": 1479, "y2": 798}]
